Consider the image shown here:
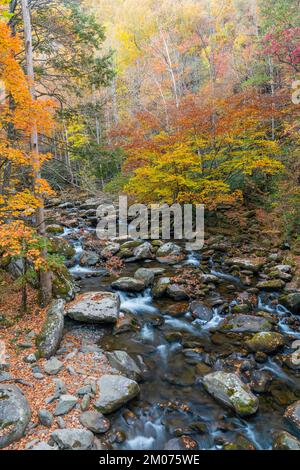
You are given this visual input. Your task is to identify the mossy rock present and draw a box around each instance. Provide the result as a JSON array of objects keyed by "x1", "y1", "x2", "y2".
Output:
[
  {"x1": 46, "y1": 225, "x2": 64, "y2": 235},
  {"x1": 52, "y1": 267, "x2": 75, "y2": 301},
  {"x1": 49, "y1": 238, "x2": 76, "y2": 260},
  {"x1": 246, "y1": 332, "x2": 285, "y2": 353}
]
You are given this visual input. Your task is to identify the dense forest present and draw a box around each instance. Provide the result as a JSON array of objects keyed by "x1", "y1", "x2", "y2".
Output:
[{"x1": 0, "y1": 0, "x2": 300, "y2": 453}]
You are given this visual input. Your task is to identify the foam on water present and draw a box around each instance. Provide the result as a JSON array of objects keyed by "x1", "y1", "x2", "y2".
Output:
[{"x1": 119, "y1": 289, "x2": 158, "y2": 315}]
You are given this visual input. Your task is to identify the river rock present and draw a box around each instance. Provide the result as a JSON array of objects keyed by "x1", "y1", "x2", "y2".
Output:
[
  {"x1": 224, "y1": 257, "x2": 265, "y2": 272},
  {"x1": 217, "y1": 315, "x2": 272, "y2": 333},
  {"x1": 101, "y1": 243, "x2": 120, "y2": 258},
  {"x1": 273, "y1": 431, "x2": 300, "y2": 450},
  {"x1": 79, "y1": 411, "x2": 110, "y2": 434},
  {"x1": 202, "y1": 372, "x2": 259, "y2": 416},
  {"x1": 66, "y1": 292, "x2": 120, "y2": 324},
  {"x1": 190, "y1": 301, "x2": 213, "y2": 322},
  {"x1": 246, "y1": 332, "x2": 285, "y2": 353},
  {"x1": 36, "y1": 300, "x2": 65, "y2": 359},
  {"x1": 134, "y1": 268, "x2": 155, "y2": 287},
  {"x1": 133, "y1": 242, "x2": 154, "y2": 260},
  {"x1": 106, "y1": 351, "x2": 142, "y2": 381},
  {"x1": 46, "y1": 224, "x2": 64, "y2": 235},
  {"x1": 44, "y1": 357, "x2": 64, "y2": 375},
  {"x1": 79, "y1": 250, "x2": 99, "y2": 266},
  {"x1": 152, "y1": 277, "x2": 171, "y2": 298},
  {"x1": 256, "y1": 279, "x2": 285, "y2": 291},
  {"x1": 94, "y1": 375, "x2": 140, "y2": 414},
  {"x1": 50, "y1": 238, "x2": 76, "y2": 259},
  {"x1": 0, "y1": 385, "x2": 31, "y2": 449},
  {"x1": 284, "y1": 401, "x2": 300, "y2": 433},
  {"x1": 51, "y1": 429, "x2": 94, "y2": 450},
  {"x1": 54, "y1": 395, "x2": 78, "y2": 416},
  {"x1": 167, "y1": 284, "x2": 189, "y2": 301},
  {"x1": 111, "y1": 277, "x2": 145, "y2": 292},
  {"x1": 280, "y1": 293, "x2": 300, "y2": 315},
  {"x1": 156, "y1": 243, "x2": 184, "y2": 265},
  {"x1": 52, "y1": 266, "x2": 75, "y2": 301}
]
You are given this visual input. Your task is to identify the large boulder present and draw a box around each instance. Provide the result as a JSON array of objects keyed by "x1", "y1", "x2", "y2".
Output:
[
  {"x1": 36, "y1": 300, "x2": 65, "y2": 359},
  {"x1": 134, "y1": 268, "x2": 155, "y2": 287},
  {"x1": 284, "y1": 401, "x2": 300, "y2": 433},
  {"x1": 133, "y1": 242, "x2": 155, "y2": 260},
  {"x1": 51, "y1": 429, "x2": 95, "y2": 450},
  {"x1": 224, "y1": 257, "x2": 265, "y2": 272},
  {"x1": 190, "y1": 301, "x2": 213, "y2": 322},
  {"x1": 246, "y1": 332, "x2": 285, "y2": 353},
  {"x1": 106, "y1": 351, "x2": 142, "y2": 381},
  {"x1": 156, "y1": 243, "x2": 184, "y2": 265},
  {"x1": 217, "y1": 315, "x2": 272, "y2": 333},
  {"x1": 280, "y1": 293, "x2": 300, "y2": 315},
  {"x1": 94, "y1": 375, "x2": 140, "y2": 414},
  {"x1": 202, "y1": 372, "x2": 259, "y2": 417},
  {"x1": 0, "y1": 385, "x2": 31, "y2": 449},
  {"x1": 111, "y1": 277, "x2": 145, "y2": 293},
  {"x1": 66, "y1": 292, "x2": 120, "y2": 324}
]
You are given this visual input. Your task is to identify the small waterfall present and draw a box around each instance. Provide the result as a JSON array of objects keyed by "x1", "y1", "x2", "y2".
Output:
[{"x1": 119, "y1": 289, "x2": 158, "y2": 315}]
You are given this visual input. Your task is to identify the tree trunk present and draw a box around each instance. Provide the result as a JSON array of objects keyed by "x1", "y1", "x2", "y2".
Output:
[{"x1": 21, "y1": 0, "x2": 52, "y2": 307}]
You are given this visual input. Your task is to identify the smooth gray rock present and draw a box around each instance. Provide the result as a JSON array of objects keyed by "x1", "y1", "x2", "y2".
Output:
[
  {"x1": 133, "y1": 242, "x2": 154, "y2": 260},
  {"x1": 134, "y1": 268, "x2": 155, "y2": 287},
  {"x1": 79, "y1": 411, "x2": 110, "y2": 434},
  {"x1": 0, "y1": 384, "x2": 31, "y2": 449},
  {"x1": 156, "y1": 243, "x2": 184, "y2": 265},
  {"x1": 217, "y1": 314, "x2": 272, "y2": 333},
  {"x1": 79, "y1": 251, "x2": 99, "y2": 267},
  {"x1": 54, "y1": 395, "x2": 77, "y2": 416},
  {"x1": 66, "y1": 292, "x2": 120, "y2": 324},
  {"x1": 203, "y1": 372, "x2": 259, "y2": 417},
  {"x1": 224, "y1": 257, "x2": 265, "y2": 272},
  {"x1": 94, "y1": 375, "x2": 140, "y2": 414},
  {"x1": 106, "y1": 351, "x2": 142, "y2": 381},
  {"x1": 44, "y1": 357, "x2": 64, "y2": 375},
  {"x1": 51, "y1": 428, "x2": 94, "y2": 450},
  {"x1": 36, "y1": 300, "x2": 65, "y2": 359},
  {"x1": 38, "y1": 409, "x2": 54, "y2": 427},
  {"x1": 112, "y1": 277, "x2": 145, "y2": 292},
  {"x1": 190, "y1": 301, "x2": 213, "y2": 322}
]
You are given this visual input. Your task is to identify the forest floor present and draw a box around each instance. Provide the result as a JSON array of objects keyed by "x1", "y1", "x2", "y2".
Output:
[{"x1": 0, "y1": 272, "x2": 113, "y2": 450}]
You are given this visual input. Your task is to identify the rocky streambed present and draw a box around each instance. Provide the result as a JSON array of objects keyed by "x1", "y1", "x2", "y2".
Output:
[{"x1": 1, "y1": 196, "x2": 300, "y2": 450}]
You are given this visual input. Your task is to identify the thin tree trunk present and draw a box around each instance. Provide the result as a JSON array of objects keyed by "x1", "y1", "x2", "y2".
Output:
[{"x1": 21, "y1": 0, "x2": 52, "y2": 307}]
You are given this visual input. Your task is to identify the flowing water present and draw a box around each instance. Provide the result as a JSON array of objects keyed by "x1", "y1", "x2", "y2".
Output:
[{"x1": 62, "y1": 225, "x2": 300, "y2": 450}]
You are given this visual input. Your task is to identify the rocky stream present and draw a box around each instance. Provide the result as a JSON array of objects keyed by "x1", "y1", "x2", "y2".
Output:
[{"x1": 1, "y1": 195, "x2": 300, "y2": 451}]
